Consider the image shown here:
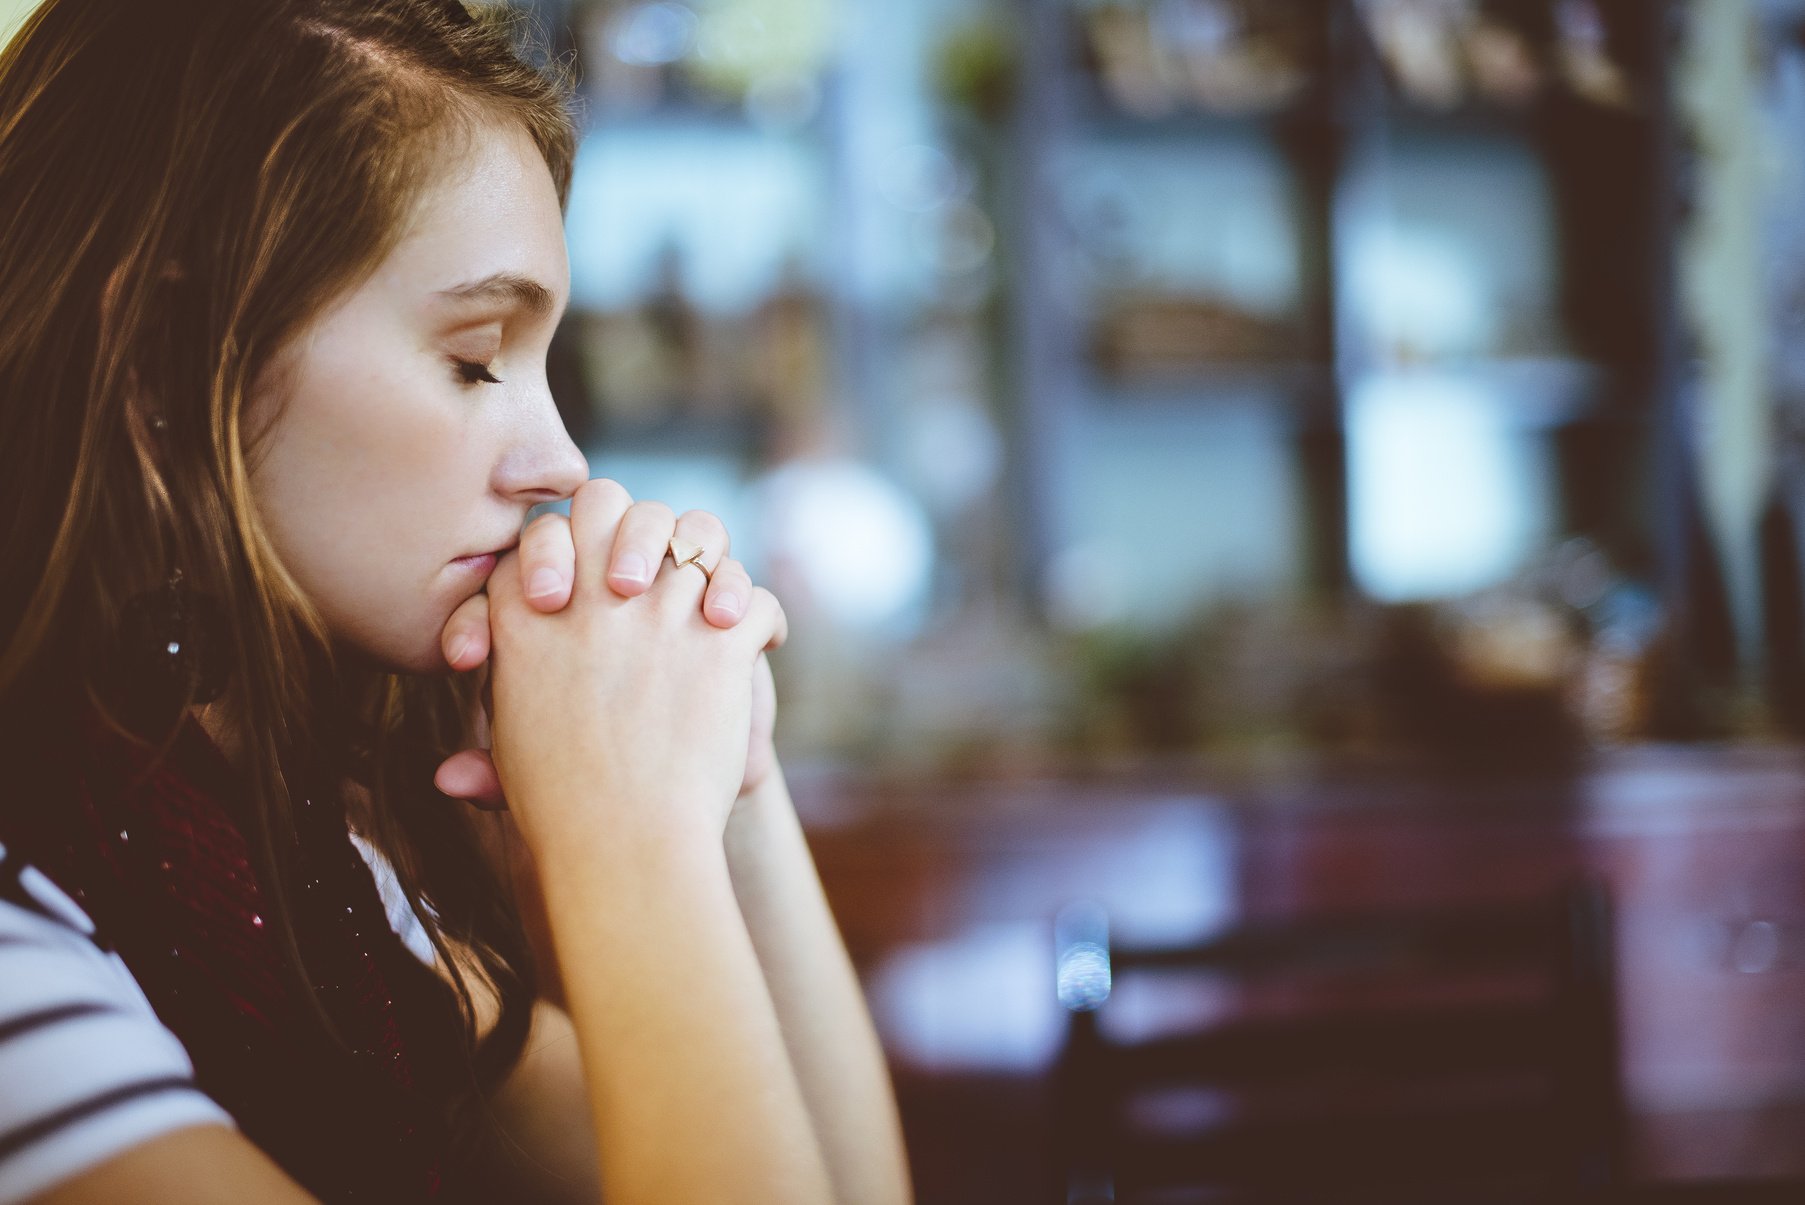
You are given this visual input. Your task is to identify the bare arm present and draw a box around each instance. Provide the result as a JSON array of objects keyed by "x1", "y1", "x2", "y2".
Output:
[
  {"x1": 457, "y1": 767, "x2": 911, "y2": 1205},
  {"x1": 463, "y1": 998, "x2": 600, "y2": 1205},
  {"x1": 447, "y1": 703, "x2": 908, "y2": 1202},
  {"x1": 531, "y1": 815, "x2": 833, "y2": 1204},
  {"x1": 722, "y1": 762, "x2": 912, "y2": 1205},
  {"x1": 26, "y1": 1125, "x2": 316, "y2": 1205}
]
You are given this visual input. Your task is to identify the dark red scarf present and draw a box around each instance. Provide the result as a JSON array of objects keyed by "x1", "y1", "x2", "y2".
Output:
[{"x1": 8, "y1": 710, "x2": 472, "y2": 1201}]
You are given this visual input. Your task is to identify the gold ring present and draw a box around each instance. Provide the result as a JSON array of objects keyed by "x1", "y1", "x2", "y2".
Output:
[{"x1": 666, "y1": 537, "x2": 712, "y2": 582}]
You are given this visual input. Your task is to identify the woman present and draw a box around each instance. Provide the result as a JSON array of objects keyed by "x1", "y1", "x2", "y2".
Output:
[{"x1": 0, "y1": 1, "x2": 910, "y2": 1201}]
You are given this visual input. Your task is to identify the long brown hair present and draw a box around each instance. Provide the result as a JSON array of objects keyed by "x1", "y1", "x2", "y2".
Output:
[{"x1": 0, "y1": 0, "x2": 575, "y2": 1118}]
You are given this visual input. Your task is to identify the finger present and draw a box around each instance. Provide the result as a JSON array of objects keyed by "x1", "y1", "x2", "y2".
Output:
[
  {"x1": 518, "y1": 511, "x2": 575, "y2": 612},
  {"x1": 605, "y1": 498, "x2": 676, "y2": 597},
  {"x1": 442, "y1": 591, "x2": 491, "y2": 671},
  {"x1": 568, "y1": 478, "x2": 634, "y2": 601},
  {"x1": 466, "y1": 663, "x2": 494, "y2": 748},
  {"x1": 751, "y1": 651, "x2": 776, "y2": 729},
  {"x1": 740, "y1": 586, "x2": 789, "y2": 653},
  {"x1": 703, "y1": 556, "x2": 752, "y2": 628},
  {"x1": 741, "y1": 654, "x2": 776, "y2": 796},
  {"x1": 434, "y1": 747, "x2": 507, "y2": 810},
  {"x1": 673, "y1": 508, "x2": 730, "y2": 574},
  {"x1": 649, "y1": 508, "x2": 729, "y2": 611}
]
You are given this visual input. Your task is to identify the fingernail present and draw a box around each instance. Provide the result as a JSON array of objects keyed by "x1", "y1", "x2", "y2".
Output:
[
  {"x1": 612, "y1": 552, "x2": 649, "y2": 586},
  {"x1": 711, "y1": 592, "x2": 742, "y2": 620},
  {"x1": 448, "y1": 636, "x2": 471, "y2": 665},
  {"x1": 527, "y1": 568, "x2": 563, "y2": 600}
]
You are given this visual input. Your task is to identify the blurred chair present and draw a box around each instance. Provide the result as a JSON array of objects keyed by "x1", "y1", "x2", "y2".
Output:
[{"x1": 1051, "y1": 880, "x2": 1624, "y2": 1204}]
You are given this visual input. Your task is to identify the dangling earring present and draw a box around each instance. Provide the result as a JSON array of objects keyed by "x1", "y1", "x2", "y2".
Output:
[{"x1": 109, "y1": 566, "x2": 232, "y2": 731}]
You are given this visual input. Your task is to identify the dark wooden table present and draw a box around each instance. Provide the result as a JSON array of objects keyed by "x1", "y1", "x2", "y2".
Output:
[{"x1": 791, "y1": 746, "x2": 1805, "y2": 1201}]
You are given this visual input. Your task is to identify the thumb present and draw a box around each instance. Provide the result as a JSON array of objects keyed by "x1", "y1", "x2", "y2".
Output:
[{"x1": 433, "y1": 747, "x2": 508, "y2": 811}]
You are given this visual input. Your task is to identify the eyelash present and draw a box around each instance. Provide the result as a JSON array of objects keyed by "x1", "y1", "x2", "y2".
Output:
[{"x1": 451, "y1": 357, "x2": 502, "y2": 386}]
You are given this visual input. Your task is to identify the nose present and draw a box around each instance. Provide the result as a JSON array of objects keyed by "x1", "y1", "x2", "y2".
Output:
[{"x1": 496, "y1": 384, "x2": 589, "y2": 504}]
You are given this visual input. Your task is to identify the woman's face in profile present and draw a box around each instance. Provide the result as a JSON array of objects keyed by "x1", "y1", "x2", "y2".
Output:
[{"x1": 245, "y1": 116, "x2": 589, "y2": 674}]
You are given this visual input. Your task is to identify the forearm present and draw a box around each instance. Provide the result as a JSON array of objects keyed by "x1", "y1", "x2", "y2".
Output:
[
  {"x1": 723, "y1": 764, "x2": 913, "y2": 1205},
  {"x1": 532, "y1": 808, "x2": 833, "y2": 1204}
]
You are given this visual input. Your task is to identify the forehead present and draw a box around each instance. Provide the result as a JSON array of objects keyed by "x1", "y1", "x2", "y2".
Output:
[{"x1": 383, "y1": 117, "x2": 570, "y2": 304}]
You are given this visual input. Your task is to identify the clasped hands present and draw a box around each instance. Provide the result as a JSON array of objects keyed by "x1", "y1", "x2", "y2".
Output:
[{"x1": 429, "y1": 478, "x2": 783, "y2": 833}]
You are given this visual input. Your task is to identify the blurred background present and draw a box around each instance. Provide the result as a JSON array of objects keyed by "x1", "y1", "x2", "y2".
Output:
[{"x1": 16, "y1": 0, "x2": 1805, "y2": 1197}]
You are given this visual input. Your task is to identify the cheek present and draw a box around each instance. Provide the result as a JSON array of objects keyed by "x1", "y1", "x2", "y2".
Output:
[
  {"x1": 269, "y1": 355, "x2": 467, "y2": 506},
  {"x1": 241, "y1": 314, "x2": 501, "y2": 673},
  {"x1": 248, "y1": 373, "x2": 478, "y2": 630}
]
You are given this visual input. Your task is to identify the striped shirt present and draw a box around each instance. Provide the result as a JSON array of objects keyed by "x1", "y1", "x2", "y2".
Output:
[{"x1": 0, "y1": 835, "x2": 434, "y2": 1203}]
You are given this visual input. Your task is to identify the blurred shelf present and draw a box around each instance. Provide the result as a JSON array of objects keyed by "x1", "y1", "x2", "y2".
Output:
[
  {"x1": 1066, "y1": 88, "x2": 1328, "y2": 144},
  {"x1": 1055, "y1": 84, "x2": 1645, "y2": 152},
  {"x1": 1072, "y1": 358, "x2": 1634, "y2": 430},
  {"x1": 1361, "y1": 90, "x2": 1652, "y2": 144},
  {"x1": 1342, "y1": 356, "x2": 1638, "y2": 430},
  {"x1": 1368, "y1": 94, "x2": 1541, "y2": 137},
  {"x1": 1004, "y1": 0, "x2": 1677, "y2": 600},
  {"x1": 585, "y1": 410, "x2": 768, "y2": 456},
  {"x1": 1080, "y1": 361, "x2": 1336, "y2": 416},
  {"x1": 1058, "y1": 1, "x2": 1327, "y2": 140}
]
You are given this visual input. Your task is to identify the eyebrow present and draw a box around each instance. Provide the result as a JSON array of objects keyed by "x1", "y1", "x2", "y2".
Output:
[{"x1": 433, "y1": 272, "x2": 560, "y2": 319}]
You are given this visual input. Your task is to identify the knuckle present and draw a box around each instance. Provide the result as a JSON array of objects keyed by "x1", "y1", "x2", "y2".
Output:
[
  {"x1": 679, "y1": 508, "x2": 729, "y2": 541},
  {"x1": 570, "y1": 480, "x2": 632, "y2": 543},
  {"x1": 570, "y1": 480, "x2": 629, "y2": 531},
  {"x1": 745, "y1": 589, "x2": 781, "y2": 628},
  {"x1": 630, "y1": 499, "x2": 676, "y2": 528},
  {"x1": 576, "y1": 477, "x2": 630, "y2": 509}
]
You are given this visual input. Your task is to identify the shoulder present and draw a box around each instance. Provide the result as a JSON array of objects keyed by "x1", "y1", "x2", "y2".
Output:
[{"x1": 0, "y1": 842, "x2": 234, "y2": 1205}]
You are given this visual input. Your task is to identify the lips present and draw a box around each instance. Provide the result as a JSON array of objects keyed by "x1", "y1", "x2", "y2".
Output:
[
  {"x1": 457, "y1": 537, "x2": 519, "y2": 563},
  {"x1": 449, "y1": 551, "x2": 500, "y2": 589}
]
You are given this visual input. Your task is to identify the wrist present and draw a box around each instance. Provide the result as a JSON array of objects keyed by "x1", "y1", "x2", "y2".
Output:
[
  {"x1": 728, "y1": 755, "x2": 788, "y2": 823},
  {"x1": 724, "y1": 760, "x2": 797, "y2": 873},
  {"x1": 523, "y1": 785, "x2": 725, "y2": 882}
]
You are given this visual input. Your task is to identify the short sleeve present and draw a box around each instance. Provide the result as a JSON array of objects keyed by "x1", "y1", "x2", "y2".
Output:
[{"x1": 0, "y1": 842, "x2": 235, "y2": 1205}]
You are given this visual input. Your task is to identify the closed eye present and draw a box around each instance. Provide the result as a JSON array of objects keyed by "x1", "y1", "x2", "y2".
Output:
[{"x1": 452, "y1": 357, "x2": 502, "y2": 386}]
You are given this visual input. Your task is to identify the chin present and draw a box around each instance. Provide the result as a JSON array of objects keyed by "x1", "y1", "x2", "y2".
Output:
[
  {"x1": 329, "y1": 626, "x2": 450, "y2": 677},
  {"x1": 397, "y1": 651, "x2": 456, "y2": 677},
  {"x1": 394, "y1": 635, "x2": 459, "y2": 677}
]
